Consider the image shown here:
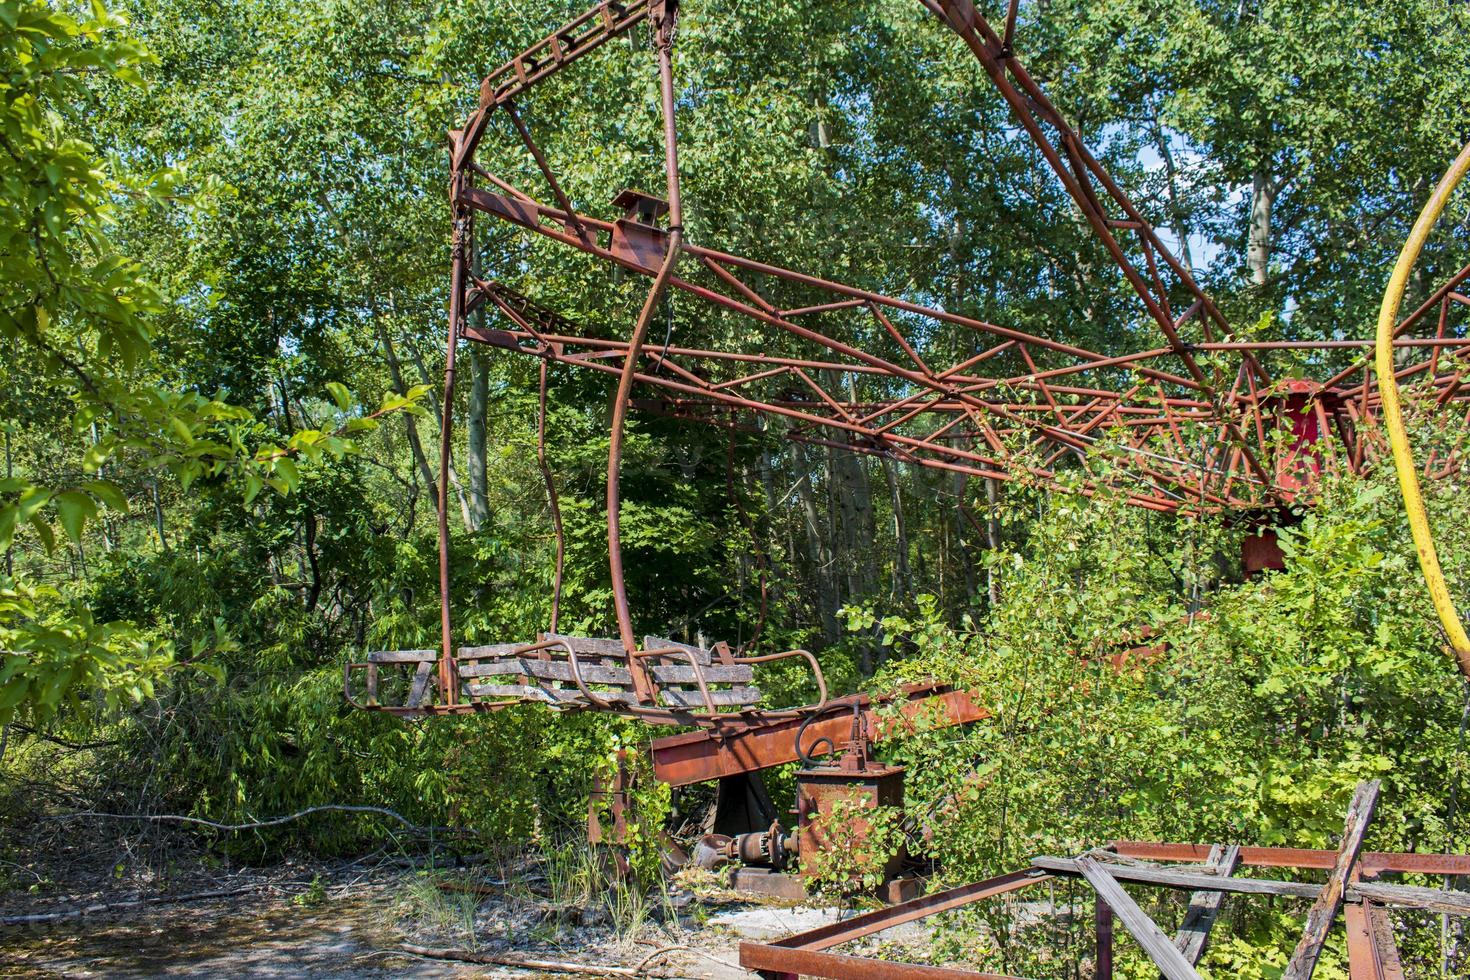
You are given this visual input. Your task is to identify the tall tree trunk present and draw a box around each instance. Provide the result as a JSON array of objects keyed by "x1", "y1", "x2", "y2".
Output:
[
  {"x1": 464, "y1": 249, "x2": 490, "y2": 532},
  {"x1": 986, "y1": 476, "x2": 1001, "y2": 607},
  {"x1": 882, "y1": 457, "x2": 911, "y2": 600},
  {"x1": 793, "y1": 440, "x2": 839, "y2": 644},
  {"x1": 4, "y1": 428, "x2": 12, "y2": 575},
  {"x1": 404, "y1": 337, "x2": 474, "y2": 531},
  {"x1": 759, "y1": 441, "x2": 795, "y2": 577},
  {"x1": 376, "y1": 315, "x2": 439, "y2": 503},
  {"x1": 1248, "y1": 166, "x2": 1277, "y2": 288},
  {"x1": 951, "y1": 467, "x2": 977, "y2": 599},
  {"x1": 1153, "y1": 123, "x2": 1195, "y2": 273},
  {"x1": 465, "y1": 346, "x2": 490, "y2": 531}
]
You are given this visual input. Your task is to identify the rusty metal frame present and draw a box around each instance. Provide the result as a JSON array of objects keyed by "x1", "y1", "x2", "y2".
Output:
[
  {"x1": 739, "y1": 840, "x2": 1470, "y2": 980},
  {"x1": 406, "y1": 0, "x2": 1470, "y2": 719}
]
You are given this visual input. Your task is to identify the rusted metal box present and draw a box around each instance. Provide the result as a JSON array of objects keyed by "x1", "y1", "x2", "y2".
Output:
[{"x1": 796, "y1": 764, "x2": 906, "y2": 882}]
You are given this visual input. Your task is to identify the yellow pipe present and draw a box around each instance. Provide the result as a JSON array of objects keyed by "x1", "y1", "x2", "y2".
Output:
[{"x1": 1375, "y1": 141, "x2": 1470, "y2": 680}]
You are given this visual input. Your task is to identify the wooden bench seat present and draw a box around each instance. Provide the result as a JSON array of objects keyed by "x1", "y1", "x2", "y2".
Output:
[{"x1": 352, "y1": 634, "x2": 767, "y2": 714}]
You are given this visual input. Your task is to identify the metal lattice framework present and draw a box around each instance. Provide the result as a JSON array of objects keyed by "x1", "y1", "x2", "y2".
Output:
[{"x1": 346, "y1": 0, "x2": 1470, "y2": 719}]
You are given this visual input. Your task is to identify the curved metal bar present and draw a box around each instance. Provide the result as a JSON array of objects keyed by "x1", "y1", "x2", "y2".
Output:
[
  {"x1": 343, "y1": 662, "x2": 369, "y2": 710},
  {"x1": 734, "y1": 648, "x2": 829, "y2": 713},
  {"x1": 538, "y1": 360, "x2": 566, "y2": 633},
  {"x1": 607, "y1": 4, "x2": 684, "y2": 684},
  {"x1": 557, "y1": 638, "x2": 616, "y2": 711},
  {"x1": 631, "y1": 646, "x2": 720, "y2": 716}
]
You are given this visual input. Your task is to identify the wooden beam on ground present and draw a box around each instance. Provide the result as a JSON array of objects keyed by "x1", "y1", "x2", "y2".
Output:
[
  {"x1": 1282, "y1": 780, "x2": 1381, "y2": 980},
  {"x1": 1175, "y1": 843, "x2": 1241, "y2": 964},
  {"x1": 1076, "y1": 856, "x2": 1204, "y2": 980}
]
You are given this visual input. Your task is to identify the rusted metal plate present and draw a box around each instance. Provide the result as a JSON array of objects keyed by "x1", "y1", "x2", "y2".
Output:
[
  {"x1": 797, "y1": 766, "x2": 907, "y2": 883},
  {"x1": 610, "y1": 218, "x2": 669, "y2": 272},
  {"x1": 650, "y1": 686, "x2": 988, "y2": 786},
  {"x1": 1345, "y1": 903, "x2": 1406, "y2": 980},
  {"x1": 730, "y1": 867, "x2": 809, "y2": 902}
]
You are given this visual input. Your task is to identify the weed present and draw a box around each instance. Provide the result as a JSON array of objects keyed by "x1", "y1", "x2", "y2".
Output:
[{"x1": 292, "y1": 875, "x2": 327, "y2": 908}]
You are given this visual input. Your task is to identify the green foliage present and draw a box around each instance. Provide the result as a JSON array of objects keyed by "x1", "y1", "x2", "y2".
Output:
[
  {"x1": 865, "y1": 467, "x2": 1468, "y2": 973},
  {"x1": 802, "y1": 798, "x2": 905, "y2": 903}
]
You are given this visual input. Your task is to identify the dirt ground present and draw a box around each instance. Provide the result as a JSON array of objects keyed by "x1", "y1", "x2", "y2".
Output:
[{"x1": 0, "y1": 856, "x2": 882, "y2": 979}]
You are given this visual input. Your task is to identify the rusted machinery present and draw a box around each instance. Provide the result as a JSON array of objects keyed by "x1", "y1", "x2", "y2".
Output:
[{"x1": 346, "y1": 0, "x2": 1470, "y2": 901}]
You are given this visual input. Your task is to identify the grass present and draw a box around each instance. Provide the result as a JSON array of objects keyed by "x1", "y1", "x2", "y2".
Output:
[{"x1": 399, "y1": 871, "x2": 480, "y2": 948}]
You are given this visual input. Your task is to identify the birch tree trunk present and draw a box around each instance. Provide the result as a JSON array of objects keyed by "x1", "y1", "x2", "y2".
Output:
[
  {"x1": 465, "y1": 248, "x2": 490, "y2": 532},
  {"x1": 793, "y1": 440, "x2": 840, "y2": 644},
  {"x1": 882, "y1": 456, "x2": 911, "y2": 600},
  {"x1": 1248, "y1": 166, "x2": 1277, "y2": 288}
]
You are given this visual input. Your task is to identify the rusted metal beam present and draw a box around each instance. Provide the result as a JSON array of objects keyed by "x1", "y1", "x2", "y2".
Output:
[
  {"x1": 1345, "y1": 902, "x2": 1406, "y2": 980},
  {"x1": 649, "y1": 686, "x2": 987, "y2": 786},
  {"x1": 1111, "y1": 841, "x2": 1470, "y2": 878},
  {"x1": 478, "y1": 0, "x2": 651, "y2": 109},
  {"x1": 742, "y1": 943, "x2": 1025, "y2": 980},
  {"x1": 739, "y1": 868, "x2": 1047, "y2": 979}
]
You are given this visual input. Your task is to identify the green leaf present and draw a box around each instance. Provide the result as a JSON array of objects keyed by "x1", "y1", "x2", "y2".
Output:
[
  {"x1": 168, "y1": 415, "x2": 195, "y2": 446},
  {"x1": 325, "y1": 381, "x2": 352, "y2": 411},
  {"x1": 82, "y1": 480, "x2": 128, "y2": 512},
  {"x1": 54, "y1": 490, "x2": 97, "y2": 543},
  {"x1": 28, "y1": 514, "x2": 55, "y2": 554},
  {"x1": 272, "y1": 457, "x2": 301, "y2": 493}
]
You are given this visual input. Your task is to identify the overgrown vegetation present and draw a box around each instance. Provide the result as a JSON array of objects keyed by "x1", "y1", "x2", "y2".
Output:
[{"x1": 4, "y1": 0, "x2": 1470, "y2": 975}]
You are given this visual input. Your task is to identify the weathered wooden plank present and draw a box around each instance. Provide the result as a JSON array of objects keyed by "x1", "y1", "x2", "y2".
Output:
[
  {"x1": 457, "y1": 658, "x2": 633, "y2": 685},
  {"x1": 650, "y1": 664, "x2": 753, "y2": 684},
  {"x1": 643, "y1": 635, "x2": 713, "y2": 666},
  {"x1": 1076, "y1": 856, "x2": 1203, "y2": 980},
  {"x1": 1355, "y1": 881, "x2": 1470, "y2": 916},
  {"x1": 541, "y1": 633, "x2": 628, "y2": 658},
  {"x1": 457, "y1": 642, "x2": 531, "y2": 659},
  {"x1": 406, "y1": 660, "x2": 434, "y2": 708},
  {"x1": 659, "y1": 687, "x2": 762, "y2": 708},
  {"x1": 367, "y1": 649, "x2": 437, "y2": 663},
  {"x1": 456, "y1": 658, "x2": 753, "y2": 685},
  {"x1": 464, "y1": 684, "x2": 639, "y2": 705},
  {"x1": 1032, "y1": 857, "x2": 1322, "y2": 899},
  {"x1": 1282, "y1": 780, "x2": 1381, "y2": 980},
  {"x1": 1175, "y1": 844, "x2": 1241, "y2": 964}
]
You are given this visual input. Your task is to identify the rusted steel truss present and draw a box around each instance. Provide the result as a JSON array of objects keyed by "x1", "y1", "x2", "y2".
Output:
[
  {"x1": 454, "y1": 0, "x2": 1470, "y2": 519},
  {"x1": 355, "y1": 0, "x2": 1470, "y2": 720}
]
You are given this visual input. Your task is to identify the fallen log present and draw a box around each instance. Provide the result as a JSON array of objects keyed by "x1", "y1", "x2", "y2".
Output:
[{"x1": 400, "y1": 943, "x2": 641, "y2": 977}]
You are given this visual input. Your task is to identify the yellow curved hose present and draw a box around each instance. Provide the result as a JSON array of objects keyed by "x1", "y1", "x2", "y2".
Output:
[{"x1": 1375, "y1": 141, "x2": 1470, "y2": 680}]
